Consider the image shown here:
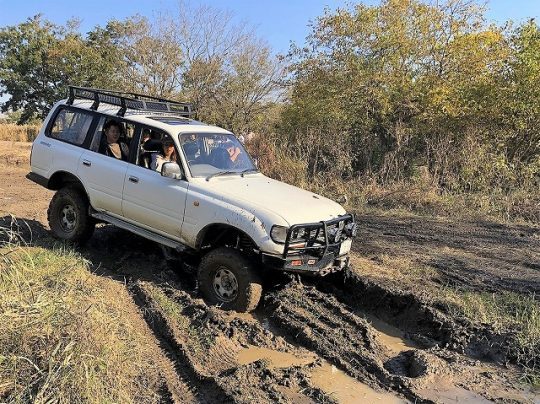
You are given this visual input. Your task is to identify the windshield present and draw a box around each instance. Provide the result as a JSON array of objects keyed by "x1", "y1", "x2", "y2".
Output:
[{"x1": 179, "y1": 133, "x2": 257, "y2": 177}]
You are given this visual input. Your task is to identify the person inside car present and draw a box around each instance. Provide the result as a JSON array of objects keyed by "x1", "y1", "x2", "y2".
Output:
[
  {"x1": 226, "y1": 145, "x2": 242, "y2": 164},
  {"x1": 151, "y1": 137, "x2": 176, "y2": 172},
  {"x1": 99, "y1": 120, "x2": 129, "y2": 161}
]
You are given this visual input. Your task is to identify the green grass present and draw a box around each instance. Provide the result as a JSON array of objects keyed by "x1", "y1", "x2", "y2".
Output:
[
  {"x1": 0, "y1": 244, "x2": 164, "y2": 403},
  {"x1": 441, "y1": 289, "x2": 540, "y2": 385}
]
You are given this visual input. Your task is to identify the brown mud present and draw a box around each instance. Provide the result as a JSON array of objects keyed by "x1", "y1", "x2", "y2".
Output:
[
  {"x1": 1, "y1": 144, "x2": 539, "y2": 402},
  {"x1": 132, "y1": 281, "x2": 338, "y2": 403},
  {"x1": 354, "y1": 213, "x2": 540, "y2": 296}
]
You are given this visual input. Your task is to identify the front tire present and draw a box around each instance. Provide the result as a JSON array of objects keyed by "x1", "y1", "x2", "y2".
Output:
[
  {"x1": 198, "y1": 247, "x2": 262, "y2": 312},
  {"x1": 47, "y1": 186, "x2": 95, "y2": 244}
]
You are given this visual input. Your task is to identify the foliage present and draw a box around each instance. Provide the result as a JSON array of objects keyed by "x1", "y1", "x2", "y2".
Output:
[
  {"x1": 0, "y1": 15, "x2": 124, "y2": 123},
  {"x1": 169, "y1": 3, "x2": 284, "y2": 133},
  {"x1": 0, "y1": 6, "x2": 283, "y2": 133},
  {"x1": 279, "y1": 0, "x2": 540, "y2": 193},
  {"x1": 1, "y1": 1, "x2": 539, "y2": 213}
]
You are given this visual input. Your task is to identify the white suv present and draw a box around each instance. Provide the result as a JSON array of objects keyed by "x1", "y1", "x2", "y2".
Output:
[{"x1": 27, "y1": 87, "x2": 356, "y2": 311}]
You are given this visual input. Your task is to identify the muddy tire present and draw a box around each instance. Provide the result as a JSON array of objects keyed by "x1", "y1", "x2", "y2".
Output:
[
  {"x1": 47, "y1": 186, "x2": 95, "y2": 244},
  {"x1": 198, "y1": 247, "x2": 262, "y2": 312}
]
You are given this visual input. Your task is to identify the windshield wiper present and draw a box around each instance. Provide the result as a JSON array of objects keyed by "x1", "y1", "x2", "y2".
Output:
[
  {"x1": 206, "y1": 171, "x2": 236, "y2": 181},
  {"x1": 240, "y1": 168, "x2": 259, "y2": 177}
]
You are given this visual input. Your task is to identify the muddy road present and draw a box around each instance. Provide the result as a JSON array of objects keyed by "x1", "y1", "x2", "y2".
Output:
[
  {"x1": 354, "y1": 214, "x2": 540, "y2": 296},
  {"x1": 1, "y1": 142, "x2": 539, "y2": 403}
]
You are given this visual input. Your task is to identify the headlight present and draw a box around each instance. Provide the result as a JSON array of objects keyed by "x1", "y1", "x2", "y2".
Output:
[
  {"x1": 345, "y1": 222, "x2": 357, "y2": 237},
  {"x1": 328, "y1": 226, "x2": 342, "y2": 243},
  {"x1": 270, "y1": 225, "x2": 288, "y2": 243}
]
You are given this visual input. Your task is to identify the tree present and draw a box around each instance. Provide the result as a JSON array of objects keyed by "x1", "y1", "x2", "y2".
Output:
[
  {"x1": 281, "y1": 0, "x2": 512, "y2": 186},
  {"x1": 169, "y1": 2, "x2": 284, "y2": 133},
  {"x1": 0, "y1": 15, "x2": 124, "y2": 123},
  {"x1": 502, "y1": 20, "x2": 540, "y2": 165},
  {"x1": 104, "y1": 15, "x2": 184, "y2": 98}
]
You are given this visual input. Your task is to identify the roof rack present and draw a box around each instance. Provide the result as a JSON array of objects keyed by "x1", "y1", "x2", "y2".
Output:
[{"x1": 66, "y1": 86, "x2": 194, "y2": 118}]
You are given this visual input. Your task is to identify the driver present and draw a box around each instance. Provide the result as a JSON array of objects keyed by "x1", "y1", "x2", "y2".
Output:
[{"x1": 226, "y1": 145, "x2": 241, "y2": 164}]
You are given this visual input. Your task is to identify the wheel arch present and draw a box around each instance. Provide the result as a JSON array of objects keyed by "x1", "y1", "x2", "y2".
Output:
[
  {"x1": 196, "y1": 223, "x2": 259, "y2": 253},
  {"x1": 48, "y1": 171, "x2": 88, "y2": 196}
]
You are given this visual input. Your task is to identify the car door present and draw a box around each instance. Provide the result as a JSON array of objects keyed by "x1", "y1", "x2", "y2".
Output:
[
  {"x1": 121, "y1": 128, "x2": 189, "y2": 240},
  {"x1": 77, "y1": 116, "x2": 134, "y2": 217}
]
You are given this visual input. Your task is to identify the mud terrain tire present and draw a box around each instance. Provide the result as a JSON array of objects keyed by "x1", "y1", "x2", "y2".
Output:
[
  {"x1": 198, "y1": 247, "x2": 262, "y2": 312},
  {"x1": 47, "y1": 186, "x2": 95, "y2": 244}
]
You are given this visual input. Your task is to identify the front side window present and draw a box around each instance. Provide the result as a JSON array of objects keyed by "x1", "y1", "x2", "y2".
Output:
[
  {"x1": 49, "y1": 108, "x2": 93, "y2": 145},
  {"x1": 179, "y1": 133, "x2": 257, "y2": 177},
  {"x1": 137, "y1": 126, "x2": 182, "y2": 175}
]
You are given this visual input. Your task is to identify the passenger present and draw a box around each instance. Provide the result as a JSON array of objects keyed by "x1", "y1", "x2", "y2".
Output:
[
  {"x1": 151, "y1": 137, "x2": 176, "y2": 172},
  {"x1": 99, "y1": 120, "x2": 129, "y2": 161},
  {"x1": 226, "y1": 145, "x2": 242, "y2": 164},
  {"x1": 142, "y1": 129, "x2": 151, "y2": 145},
  {"x1": 142, "y1": 129, "x2": 162, "y2": 152},
  {"x1": 209, "y1": 143, "x2": 242, "y2": 169}
]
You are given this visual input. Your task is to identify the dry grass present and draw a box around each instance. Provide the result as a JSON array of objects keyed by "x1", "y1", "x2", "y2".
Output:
[
  {"x1": 0, "y1": 140, "x2": 31, "y2": 167},
  {"x1": 301, "y1": 176, "x2": 539, "y2": 224},
  {"x1": 247, "y1": 135, "x2": 540, "y2": 224},
  {"x1": 142, "y1": 283, "x2": 216, "y2": 355},
  {"x1": 0, "y1": 243, "x2": 166, "y2": 403},
  {"x1": 0, "y1": 123, "x2": 41, "y2": 142}
]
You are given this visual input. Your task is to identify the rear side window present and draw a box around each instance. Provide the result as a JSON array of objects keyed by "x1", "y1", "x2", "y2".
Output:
[{"x1": 48, "y1": 109, "x2": 93, "y2": 145}]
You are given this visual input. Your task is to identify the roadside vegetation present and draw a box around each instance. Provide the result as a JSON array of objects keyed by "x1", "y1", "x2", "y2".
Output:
[
  {"x1": 0, "y1": 123, "x2": 40, "y2": 142},
  {"x1": 0, "y1": 239, "x2": 167, "y2": 402}
]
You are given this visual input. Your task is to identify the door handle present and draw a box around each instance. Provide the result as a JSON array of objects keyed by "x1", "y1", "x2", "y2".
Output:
[
  {"x1": 82, "y1": 159, "x2": 91, "y2": 167},
  {"x1": 128, "y1": 176, "x2": 139, "y2": 183},
  {"x1": 40, "y1": 141, "x2": 51, "y2": 147}
]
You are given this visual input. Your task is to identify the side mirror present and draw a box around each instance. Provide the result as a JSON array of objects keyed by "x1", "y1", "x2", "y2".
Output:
[{"x1": 161, "y1": 162, "x2": 183, "y2": 179}]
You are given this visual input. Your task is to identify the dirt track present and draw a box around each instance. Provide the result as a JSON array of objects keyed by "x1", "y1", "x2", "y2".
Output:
[
  {"x1": 1, "y1": 142, "x2": 539, "y2": 403},
  {"x1": 355, "y1": 214, "x2": 540, "y2": 296}
]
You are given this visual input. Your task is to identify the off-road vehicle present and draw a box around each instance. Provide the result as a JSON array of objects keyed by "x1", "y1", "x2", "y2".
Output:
[{"x1": 27, "y1": 87, "x2": 357, "y2": 311}]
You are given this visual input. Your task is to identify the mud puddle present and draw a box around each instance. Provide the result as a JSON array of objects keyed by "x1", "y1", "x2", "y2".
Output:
[
  {"x1": 417, "y1": 376, "x2": 492, "y2": 403},
  {"x1": 312, "y1": 363, "x2": 407, "y2": 403},
  {"x1": 236, "y1": 343, "x2": 407, "y2": 403},
  {"x1": 362, "y1": 313, "x2": 418, "y2": 354}
]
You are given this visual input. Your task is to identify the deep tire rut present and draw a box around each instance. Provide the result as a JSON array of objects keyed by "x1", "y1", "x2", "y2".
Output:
[
  {"x1": 264, "y1": 282, "x2": 427, "y2": 403},
  {"x1": 130, "y1": 280, "x2": 337, "y2": 404},
  {"x1": 131, "y1": 282, "x2": 235, "y2": 404}
]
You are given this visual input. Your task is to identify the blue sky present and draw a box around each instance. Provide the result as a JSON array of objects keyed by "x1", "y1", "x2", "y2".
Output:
[{"x1": 0, "y1": 0, "x2": 539, "y2": 53}]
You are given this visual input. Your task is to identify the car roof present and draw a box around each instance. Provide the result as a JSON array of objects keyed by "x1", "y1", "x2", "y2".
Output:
[{"x1": 63, "y1": 99, "x2": 234, "y2": 136}]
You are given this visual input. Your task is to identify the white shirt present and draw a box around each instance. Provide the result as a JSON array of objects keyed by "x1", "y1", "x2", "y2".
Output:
[{"x1": 151, "y1": 154, "x2": 173, "y2": 172}]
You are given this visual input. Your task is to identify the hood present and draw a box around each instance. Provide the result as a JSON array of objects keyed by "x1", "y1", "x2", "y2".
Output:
[{"x1": 200, "y1": 174, "x2": 346, "y2": 226}]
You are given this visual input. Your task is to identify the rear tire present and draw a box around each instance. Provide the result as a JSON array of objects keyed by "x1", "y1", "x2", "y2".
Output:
[
  {"x1": 47, "y1": 186, "x2": 95, "y2": 244},
  {"x1": 198, "y1": 247, "x2": 262, "y2": 312}
]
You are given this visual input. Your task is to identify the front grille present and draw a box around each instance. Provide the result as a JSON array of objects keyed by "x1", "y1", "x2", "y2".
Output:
[{"x1": 283, "y1": 214, "x2": 355, "y2": 258}]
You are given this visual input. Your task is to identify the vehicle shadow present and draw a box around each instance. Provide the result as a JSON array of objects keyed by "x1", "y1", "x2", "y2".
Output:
[{"x1": 0, "y1": 215, "x2": 193, "y2": 288}]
